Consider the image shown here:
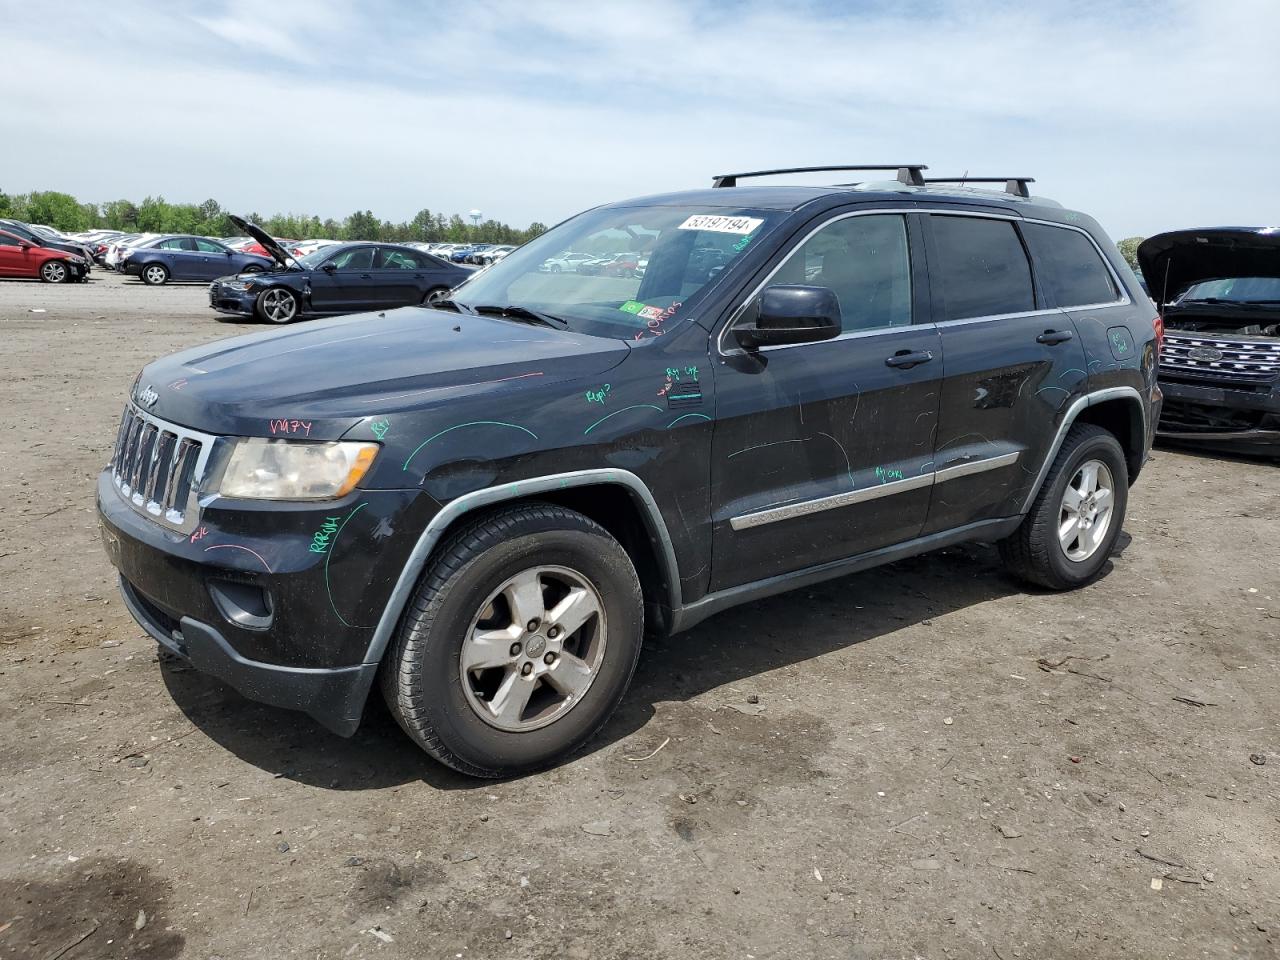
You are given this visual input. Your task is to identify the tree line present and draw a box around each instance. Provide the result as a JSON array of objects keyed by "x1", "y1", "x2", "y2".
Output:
[{"x1": 0, "y1": 189, "x2": 548, "y2": 245}]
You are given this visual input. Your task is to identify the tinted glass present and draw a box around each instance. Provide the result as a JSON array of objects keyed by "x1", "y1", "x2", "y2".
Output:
[
  {"x1": 0, "y1": 233, "x2": 18, "y2": 247},
  {"x1": 378, "y1": 248, "x2": 422, "y2": 270},
  {"x1": 328, "y1": 247, "x2": 375, "y2": 271},
  {"x1": 931, "y1": 216, "x2": 1035, "y2": 320},
  {"x1": 767, "y1": 214, "x2": 912, "y2": 331},
  {"x1": 195, "y1": 238, "x2": 225, "y2": 253},
  {"x1": 1022, "y1": 222, "x2": 1117, "y2": 307}
]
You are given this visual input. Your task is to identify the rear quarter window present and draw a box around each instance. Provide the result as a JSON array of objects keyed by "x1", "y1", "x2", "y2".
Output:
[{"x1": 1021, "y1": 222, "x2": 1119, "y2": 307}]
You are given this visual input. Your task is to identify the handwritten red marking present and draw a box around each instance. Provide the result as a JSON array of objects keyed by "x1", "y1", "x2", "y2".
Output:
[
  {"x1": 268, "y1": 419, "x2": 312, "y2": 437},
  {"x1": 189, "y1": 526, "x2": 208, "y2": 544}
]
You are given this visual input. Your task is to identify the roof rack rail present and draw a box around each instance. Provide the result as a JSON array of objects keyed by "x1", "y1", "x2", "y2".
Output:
[
  {"x1": 711, "y1": 165, "x2": 928, "y2": 189},
  {"x1": 922, "y1": 177, "x2": 1036, "y2": 199}
]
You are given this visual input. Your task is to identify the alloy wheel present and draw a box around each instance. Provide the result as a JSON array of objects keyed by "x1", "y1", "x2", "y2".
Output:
[
  {"x1": 1059, "y1": 459, "x2": 1115, "y2": 562},
  {"x1": 143, "y1": 265, "x2": 167, "y2": 285},
  {"x1": 42, "y1": 261, "x2": 67, "y2": 283},
  {"x1": 459, "y1": 565, "x2": 607, "y2": 732},
  {"x1": 261, "y1": 288, "x2": 296, "y2": 322}
]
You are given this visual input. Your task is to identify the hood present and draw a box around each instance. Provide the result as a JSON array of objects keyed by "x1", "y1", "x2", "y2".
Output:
[
  {"x1": 1138, "y1": 227, "x2": 1280, "y2": 305},
  {"x1": 133, "y1": 306, "x2": 630, "y2": 438},
  {"x1": 229, "y1": 214, "x2": 295, "y2": 270}
]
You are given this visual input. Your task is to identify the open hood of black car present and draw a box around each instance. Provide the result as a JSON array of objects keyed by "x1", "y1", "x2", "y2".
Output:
[
  {"x1": 229, "y1": 214, "x2": 294, "y2": 269},
  {"x1": 1138, "y1": 227, "x2": 1280, "y2": 305}
]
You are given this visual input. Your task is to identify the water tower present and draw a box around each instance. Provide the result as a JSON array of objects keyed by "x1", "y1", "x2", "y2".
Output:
[{"x1": 468, "y1": 209, "x2": 482, "y2": 229}]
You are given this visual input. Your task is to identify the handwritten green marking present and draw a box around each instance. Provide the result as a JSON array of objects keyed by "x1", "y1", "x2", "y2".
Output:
[
  {"x1": 324, "y1": 502, "x2": 368, "y2": 628},
  {"x1": 666, "y1": 413, "x2": 712, "y2": 428},
  {"x1": 874, "y1": 466, "x2": 904, "y2": 484},
  {"x1": 403, "y1": 421, "x2": 538, "y2": 471},
  {"x1": 583, "y1": 404, "x2": 663, "y2": 435},
  {"x1": 370, "y1": 418, "x2": 391, "y2": 440},
  {"x1": 309, "y1": 515, "x2": 342, "y2": 554}
]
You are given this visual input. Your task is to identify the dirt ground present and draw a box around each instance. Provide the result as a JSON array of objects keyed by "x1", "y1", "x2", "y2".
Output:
[{"x1": 1, "y1": 271, "x2": 1277, "y2": 960}]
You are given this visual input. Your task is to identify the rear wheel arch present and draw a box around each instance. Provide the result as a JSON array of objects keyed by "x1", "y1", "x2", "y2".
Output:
[{"x1": 1074, "y1": 397, "x2": 1145, "y2": 480}]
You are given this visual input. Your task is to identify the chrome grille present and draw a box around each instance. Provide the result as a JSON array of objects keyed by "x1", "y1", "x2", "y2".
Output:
[
  {"x1": 1160, "y1": 333, "x2": 1280, "y2": 385},
  {"x1": 109, "y1": 406, "x2": 214, "y2": 532}
]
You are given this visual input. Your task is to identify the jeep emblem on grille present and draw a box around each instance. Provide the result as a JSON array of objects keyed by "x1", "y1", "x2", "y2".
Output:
[
  {"x1": 137, "y1": 384, "x2": 160, "y2": 407},
  {"x1": 1187, "y1": 347, "x2": 1223, "y2": 362}
]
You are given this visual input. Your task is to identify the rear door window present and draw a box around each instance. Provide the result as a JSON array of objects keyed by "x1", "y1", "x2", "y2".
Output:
[
  {"x1": 1021, "y1": 222, "x2": 1118, "y2": 307},
  {"x1": 378, "y1": 248, "x2": 423, "y2": 270},
  {"x1": 929, "y1": 216, "x2": 1035, "y2": 320}
]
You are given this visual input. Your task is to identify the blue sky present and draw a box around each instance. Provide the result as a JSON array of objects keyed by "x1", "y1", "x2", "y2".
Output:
[{"x1": 3, "y1": 0, "x2": 1277, "y2": 238}]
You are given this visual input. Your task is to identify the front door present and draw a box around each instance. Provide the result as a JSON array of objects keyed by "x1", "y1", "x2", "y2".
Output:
[
  {"x1": 308, "y1": 246, "x2": 380, "y2": 313},
  {"x1": 194, "y1": 238, "x2": 233, "y2": 279},
  {"x1": 0, "y1": 233, "x2": 26, "y2": 276},
  {"x1": 920, "y1": 212, "x2": 1090, "y2": 535},
  {"x1": 709, "y1": 211, "x2": 942, "y2": 591}
]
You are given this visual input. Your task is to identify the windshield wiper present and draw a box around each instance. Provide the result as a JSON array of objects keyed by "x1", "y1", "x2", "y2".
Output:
[
  {"x1": 429, "y1": 298, "x2": 476, "y2": 314},
  {"x1": 471, "y1": 304, "x2": 568, "y2": 328}
]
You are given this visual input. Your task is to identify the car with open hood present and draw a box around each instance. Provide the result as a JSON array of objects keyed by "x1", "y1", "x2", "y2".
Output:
[
  {"x1": 1138, "y1": 227, "x2": 1280, "y2": 455},
  {"x1": 206, "y1": 216, "x2": 473, "y2": 323},
  {"x1": 98, "y1": 165, "x2": 1160, "y2": 777}
]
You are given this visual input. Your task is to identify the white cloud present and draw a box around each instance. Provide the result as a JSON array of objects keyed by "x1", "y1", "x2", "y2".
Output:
[{"x1": 2, "y1": 0, "x2": 1277, "y2": 237}]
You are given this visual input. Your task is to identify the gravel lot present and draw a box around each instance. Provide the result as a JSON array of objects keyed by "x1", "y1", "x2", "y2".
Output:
[{"x1": 1, "y1": 271, "x2": 1277, "y2": 960}]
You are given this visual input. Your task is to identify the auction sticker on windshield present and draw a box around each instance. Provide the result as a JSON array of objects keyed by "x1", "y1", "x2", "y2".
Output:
[{"x1": 678, "y1": 214, "x2": 764, "y2": 234}]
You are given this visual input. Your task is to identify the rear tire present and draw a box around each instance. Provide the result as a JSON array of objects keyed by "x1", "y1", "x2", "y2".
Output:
[
  {"x1": 380, "y1": 502, "x2": 643, "y2": 778},
  {"x1": 141, "y1": 263, "x2": 169, "y2": 286},
  {"x1": 999, "y1": 423, "x2": 1129, "y2": 590},
  {"x1": 422, "y1": 286, "x2": 450, "y2": 306},
  {"x1": 40, "y1": 260, "x2": 70, "y2": 284}
]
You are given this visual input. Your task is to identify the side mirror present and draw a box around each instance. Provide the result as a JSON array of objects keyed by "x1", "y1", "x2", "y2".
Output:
[
  {"x1": 321, "y1": 262, "x2": 337, "y2": 273},
  {"x1": 734, "y1": 285, "x2": 841, "y2": 350},
  {"x1": 19, "y1": 241, "x2": 32, "y2": 250}
]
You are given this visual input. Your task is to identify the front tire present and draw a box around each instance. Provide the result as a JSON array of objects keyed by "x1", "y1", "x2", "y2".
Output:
[
  {"x1": 1000, "y1": 423, "x2": 1129, "y2": 589},
  {"x1": 422, "y1": 286, "x2": 450, "y2": 306},
  {"x1": 254, "y1": 287, "x2": 299, "y2": 323},
  {"x1": 141, "y1": 263, "x2": 169, "y2": 286},
  {"x1": 381, "y1": 503, "x2": 643, "y2": 778},
  {"x1": 40, "y1": 260, "x2": 70, "y2": 284}
]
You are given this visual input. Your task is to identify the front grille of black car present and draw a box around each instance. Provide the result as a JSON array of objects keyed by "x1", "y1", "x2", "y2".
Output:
[
  {"x1": 1160, "y1": 333, "x2": 1280, "y2": 386},
  {"x1": 110, "y1": 406, "x2": 214, "y2": 533}
]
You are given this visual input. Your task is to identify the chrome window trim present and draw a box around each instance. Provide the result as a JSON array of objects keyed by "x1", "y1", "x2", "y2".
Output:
[
  {"x1": 728, "y1": 450, "x2": 1020, "y2": 531},
  {"x1": 716, "y1": 207, "x2": 1131, "y2": 357},
  {"x1": 360, "y1": 469, "x2": 682, "y2": 668}
]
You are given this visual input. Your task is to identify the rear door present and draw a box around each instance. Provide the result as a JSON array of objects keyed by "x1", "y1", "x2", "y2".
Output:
[
  {"x1": 708, "y1": 210, "x2": 942, "y2": 590},
  {"x1": 920, "y1": 212, "x2": 1089, "y2": 535},
  {"x1": 371, "y1": 246, "x2": 428, "y2": 307}
]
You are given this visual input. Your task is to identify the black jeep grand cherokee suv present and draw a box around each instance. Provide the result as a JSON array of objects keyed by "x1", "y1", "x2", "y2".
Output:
[{"x1": 98, "y1": 165, "x2": 1161, "y2": 777}]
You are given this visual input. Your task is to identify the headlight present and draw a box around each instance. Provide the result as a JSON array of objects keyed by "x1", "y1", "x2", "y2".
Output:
[
  {"x1": 223, "y1": 280, "x2": 254, "y2": 291},
  {"x1": 218, "y1": 439, "x2": 378, "y2": 500}
]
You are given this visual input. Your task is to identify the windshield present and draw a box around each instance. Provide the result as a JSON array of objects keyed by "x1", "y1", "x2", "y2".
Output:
[
  {"x1": 1180, "y1": 277, "x2": 1280, "y2": 304},
  {"x1": 448, "y1": 204, "x2": 784, "y2": 339}
]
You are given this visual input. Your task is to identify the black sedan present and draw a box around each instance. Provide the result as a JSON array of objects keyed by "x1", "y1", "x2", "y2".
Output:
[
  {"x1": 209, "y1": 216, "x2": 473, "y2": 323},
  {"x1": 122, "y1": 235, "x2": 275, "y2": 285}
]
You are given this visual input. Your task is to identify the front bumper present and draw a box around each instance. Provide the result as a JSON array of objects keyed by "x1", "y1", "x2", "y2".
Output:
[
  {"x1": 1157, "y1": 376, "x2": 1280, "y2": 455},
  {"x1": 97, "y1": 469, "x2": 432, "y2": 735},
  {"x1": 208, "y1": 281, "x2": 256, "y2": 316}
]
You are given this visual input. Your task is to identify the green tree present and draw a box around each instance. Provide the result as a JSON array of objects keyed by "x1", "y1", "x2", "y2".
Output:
[
  {"x1": 1116, "y1": 237, "x2": 1144, "y2": 270},
  {"x1": 343, "y1": 210, "x2": 380, "y2": 240},
  {"x1": 23, "y1": 191, "x2": 92, "y2": 231}
]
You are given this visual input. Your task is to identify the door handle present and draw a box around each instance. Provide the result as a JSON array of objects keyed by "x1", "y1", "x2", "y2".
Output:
[
  {"x1": 1036, "y1": 329, "x2": 1074, "y2": 345},
  {"x1": 885, "y1": 350, "x2": 934, "y2": 369},
  {"x1": 360, "y1": 273, "x2": 372, "y2": 279}
]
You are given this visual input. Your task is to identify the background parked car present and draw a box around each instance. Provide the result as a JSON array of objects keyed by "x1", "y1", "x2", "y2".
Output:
[
  {"x1": 207, "y1": 216, "x2": 474, "y2": 323},
  {"x1": 541, "y1": 251, "x2": 595, "y2": 273},
  {"x1": 0, "y1": 229, "x2": 90, "y2": 283},
  {"x1": 0, "y1": 219, "x2": 93, "y2": 279},
  {"x1": 121, "y1": 234, "x2": 275, "y2": 285}
]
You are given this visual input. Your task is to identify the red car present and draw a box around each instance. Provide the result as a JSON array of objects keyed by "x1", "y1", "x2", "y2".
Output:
[{"x1": 0, "y1": 229, "x2": 89, "y2": 283}]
